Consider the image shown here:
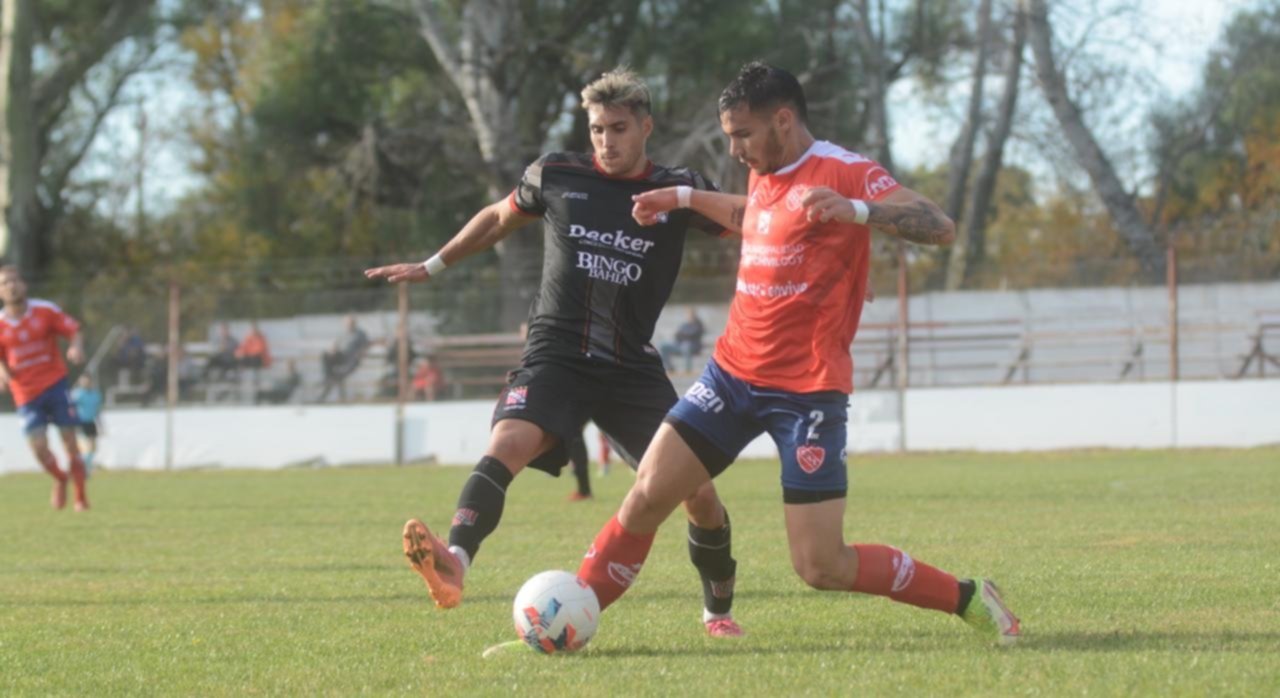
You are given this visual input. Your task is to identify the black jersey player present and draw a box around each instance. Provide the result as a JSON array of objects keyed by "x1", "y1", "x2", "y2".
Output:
[{"x1": 366, "y1": 68, "x2": 743, "y2": 637}]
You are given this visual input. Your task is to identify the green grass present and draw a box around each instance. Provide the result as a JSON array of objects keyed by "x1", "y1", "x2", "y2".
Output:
[{"x1": 2, "y1": 449, "x2": 1279, "y2": 696}]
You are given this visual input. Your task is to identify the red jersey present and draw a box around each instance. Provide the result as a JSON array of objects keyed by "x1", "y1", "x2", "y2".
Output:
[
  {"x1": 0, "y1": 299, "x2": 80, "y2": 406},
  {"x1": 713, "y1": 141, "x2": 901, "y2": 394}
]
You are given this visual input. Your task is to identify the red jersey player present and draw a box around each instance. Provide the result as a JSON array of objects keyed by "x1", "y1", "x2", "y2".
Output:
[
  {"x1": 576, "y1": 62, "x2": 1021, "y2": 645},
  {"x1": 0, "y1": 265, "x2": 89, "y2": 511}
]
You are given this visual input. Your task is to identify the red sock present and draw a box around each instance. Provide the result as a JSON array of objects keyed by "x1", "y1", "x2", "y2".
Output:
[
  {"x1": 38, "y1": 452, "x2": 67, "y2": 481},
  {"x1": 851, "y1": 544, "x2": 960, "y2": 614},
  {"x1": 577, "y1": 515, "x2": 655, "y2": 611},
  {"x1": 68, "y1": 455, "x2": 88, "y2": 505}
]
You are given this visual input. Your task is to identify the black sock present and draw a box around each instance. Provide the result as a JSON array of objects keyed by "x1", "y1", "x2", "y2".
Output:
[
  {"x1": 569, "y1": 438, "x2": 590, "y2": 496},
  {"x1": 956, "y1": 578, "x2": 976, "y2": 615},
  {"x1": 447, "y1": 456, "x2": 515, "y2": 563},
  {"x1": 688, "y1": 511, "x2": 736, "y2": 616}
]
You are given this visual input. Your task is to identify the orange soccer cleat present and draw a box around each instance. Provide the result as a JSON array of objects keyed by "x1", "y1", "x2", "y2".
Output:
[{"x1": 402, "y1": 519, "x2": 465, "y2": 609}]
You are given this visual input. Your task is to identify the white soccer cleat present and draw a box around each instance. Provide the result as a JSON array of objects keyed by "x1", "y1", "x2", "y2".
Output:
[{"x1": 961, "y1": 579, "x2": 1021, "y2": 646}]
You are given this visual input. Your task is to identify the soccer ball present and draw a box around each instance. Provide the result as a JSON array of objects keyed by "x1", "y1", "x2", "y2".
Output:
[{"x1": 512, "y1": 570, "x2": 600, "y2": 654}]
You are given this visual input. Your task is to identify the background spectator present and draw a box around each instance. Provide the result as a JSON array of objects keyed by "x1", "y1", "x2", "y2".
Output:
[
  {"x1": 115, "y1": 327, "x2": 147, "y2": 382},
  {"x1": 317, "y1": 315, "x2": 369, "y2": 402},
  {"x1": 412, "y1": 355, "x2": 445, "y2": 401},
  {"x1": 70, "y1": 374, "x2": 103, "y2": 475},
  {"x1": 378, "y1": 334, "x2": 417, "y2": 398},
  {"x1": 204, "y1": 322, "x2": 239, "y2": 380},
  {"x1": 235, "y1": 320, "x2": 272, "y2": 369},
  {"x1": 661, "y1": 308, "x2": 705, "y2": 373}
]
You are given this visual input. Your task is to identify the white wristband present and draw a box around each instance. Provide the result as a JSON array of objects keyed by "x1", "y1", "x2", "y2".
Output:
[
  {"x1": 676, "y1": 185, "x2": 692, "y2": 209},
  {"x1": 849, "y1": 199, "x2": 870, "y2": 225},
  {"x1": 423, "y1": 253, "x2": 447, "y2": 276}
]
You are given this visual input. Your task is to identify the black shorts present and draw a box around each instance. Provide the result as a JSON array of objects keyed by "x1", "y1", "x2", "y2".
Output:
[
  {"x1": 492, "y1": 359, "x2": 676, "y2": 476},
  {"x1": 79, "y1": 421, "x2": 99, "y2": 438}
]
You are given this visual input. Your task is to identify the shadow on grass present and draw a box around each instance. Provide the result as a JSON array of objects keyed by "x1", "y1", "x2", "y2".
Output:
[
  {"x1": 1028, "y1": 630, "x2": 1280, "y2": 653},
  {"x1": 579, "y1": 640, "x2": 852, "y2": 659}
]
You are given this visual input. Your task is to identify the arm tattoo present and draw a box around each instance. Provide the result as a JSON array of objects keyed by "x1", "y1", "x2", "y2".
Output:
[
  {"x1": 730, "y1": 206, "x2": 745, "y2": 228},
  {"x1": 867, "y1": 201, "x2": 954, "y2": 246}
]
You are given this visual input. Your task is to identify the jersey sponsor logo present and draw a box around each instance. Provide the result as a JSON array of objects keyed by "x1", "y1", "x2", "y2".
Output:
[
  {"x1": 890, "y1": 549, "x2": 916, "y2": 592},
  {"x1": 756, "y1": 209, "x2": 773, "y2": 235},
  {"x1": 452, "y1": 508, "x2": 478, "y2": 527},
  {"x1": 796, "y1": 444, "x2": 826, "y2": 474},
  {"x1": 866, "y1": 167, "x2": 899, "y2": 198},
  {"x1": 741, "y1": 243, "x2": 805, "y2": 268},
  {"x1": 505, "y1": 386, "x2": 528, "y2": 407},
  {"x1": 684, "y1": 381, "x2": 725, "y2": 413},
  {"x1": 607, "y1": 561, "x2": 642, "y2": 588},
  {"x1": 12, "y1": 354, "x2": 52, "y2": 371},
  {"x1": 561, "y1": 191, "x2": 589, "y2": 200},
  {"x1": 576, "y1": 251, "x2": 644, "y2": 286},
  {"x1": 735, "y1": 279, "x2": 809, "y2": 298},
  {"x1": 568, "y1": 223, "x2": 657, "y2": 255}
]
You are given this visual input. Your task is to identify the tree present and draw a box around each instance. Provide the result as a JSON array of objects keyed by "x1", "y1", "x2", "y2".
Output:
[
  {"x1": 945, "y1": 0, "x2": 1026, "y2": 289},
  {"x1": 409, "y1": 0, "x2": 648, "y2": 329},
  {"x1": 1024, "y1": 0, "x2": 1163, "y2": 279},
  {"x1": 0, "y1": 0, "x2": 158, "y2": 275}
]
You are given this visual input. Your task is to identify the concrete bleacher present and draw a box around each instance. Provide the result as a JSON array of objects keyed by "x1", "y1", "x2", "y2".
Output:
[
  {"x1": 659, "y1": 280, "x2": 1280, "y2": 388},
  {"x1": 111, "y1": 279, "x2": 1278, "y2": 408}
]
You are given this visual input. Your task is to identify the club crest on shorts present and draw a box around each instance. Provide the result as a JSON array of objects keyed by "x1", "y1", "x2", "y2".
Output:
[
  {"x1": 505, "y1": 386, "x2": 528, "y2": 407},
  {"x1": 796, "y1": 445, "x2": 826, "y2": 474}
]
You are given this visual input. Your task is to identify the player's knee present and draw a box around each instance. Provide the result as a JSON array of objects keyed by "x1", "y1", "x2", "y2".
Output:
[
  {"x1": 681, "y1": 483, "x2": 724, "y2": 528},
  {"x1": 792, "y1": 556, "x2": 845, "y2": 591},
  {"x1": 620, "y1": 477, "x2": 676, "y2": 531}
]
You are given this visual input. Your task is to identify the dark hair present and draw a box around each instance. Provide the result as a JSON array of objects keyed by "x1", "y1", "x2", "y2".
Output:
[{"x1": 718, "y1": 61, "x2": 808, "y2": 124}]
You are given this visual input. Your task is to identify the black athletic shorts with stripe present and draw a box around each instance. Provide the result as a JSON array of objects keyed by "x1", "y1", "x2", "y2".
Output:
[{"x1": 491, "y1": 358, "x2": 676, "y2": 475}]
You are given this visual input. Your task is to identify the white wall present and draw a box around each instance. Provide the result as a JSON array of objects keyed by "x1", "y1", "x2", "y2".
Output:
[
  {"x1": 904, "y1": 379, "x2": 1280, "y2": 451},
  {"x1": 1, "y1": 380, "x2": 1275, "y2": 474}
]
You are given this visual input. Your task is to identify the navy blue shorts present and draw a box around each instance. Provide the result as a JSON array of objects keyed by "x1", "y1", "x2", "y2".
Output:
[
  {"x1": 18, "y1": 378, "x2": 78, "y2": 435},
  {"x1": 666, "y1": 359, "x2": 849, "y2": 504}
]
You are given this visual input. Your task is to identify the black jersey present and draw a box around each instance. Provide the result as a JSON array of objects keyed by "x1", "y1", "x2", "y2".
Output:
[{"x1": 510, "y1": 152, "x2": 723, "y2": 368}]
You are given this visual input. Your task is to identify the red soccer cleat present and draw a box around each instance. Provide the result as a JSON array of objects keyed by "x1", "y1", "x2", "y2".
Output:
[
  {"x1": 402, "y1": 519, "x2": 464, "y2": 609},
  {"x1": 705, "y1": 617, "x2": 744, "y2": 638}
]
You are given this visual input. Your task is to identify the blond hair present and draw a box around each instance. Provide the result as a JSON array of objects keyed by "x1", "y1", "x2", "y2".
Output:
[{"x1": 581, "y1": 67, "x2": 651, "y2": 117}]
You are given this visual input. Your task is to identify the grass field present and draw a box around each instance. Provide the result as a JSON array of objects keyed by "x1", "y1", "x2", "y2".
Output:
[{"x1": 2, "y1": 448, "x2": 1279, "y2": 696}]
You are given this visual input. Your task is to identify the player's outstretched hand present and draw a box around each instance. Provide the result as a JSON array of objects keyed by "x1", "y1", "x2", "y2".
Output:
[
  {"x1": 801, "y1": 187, "x2": 856, "y2": 223},
  {"x1": 66, "y1": 346, "x2": 85, "y2": 365},
  {"x1": 631, "y1": 188, "x2": 678, "y2": 226},
  {"x1": 364, "y1": 263, "x2": 429, "y2": 284}
]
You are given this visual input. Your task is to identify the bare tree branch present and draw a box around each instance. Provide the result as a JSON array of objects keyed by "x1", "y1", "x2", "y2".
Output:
[
  {"x1": 32, "y1": 0, "x2": 154, "y2": 130},
  {"x1": 1025, "y1": 0, "x2": 1164, "y2": 277}
]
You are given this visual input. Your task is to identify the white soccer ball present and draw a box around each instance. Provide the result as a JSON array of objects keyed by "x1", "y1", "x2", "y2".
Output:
[{"x1": 512, "y1": 570, "x2": 600, "y2": 654}]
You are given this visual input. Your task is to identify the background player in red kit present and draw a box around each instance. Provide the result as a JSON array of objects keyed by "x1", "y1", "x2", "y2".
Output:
[
  {"x1": 366, "y1": 69, "x2": 744, "y2": 636},
  {"x1": 0, "y1": 265, "x2": 89, "y2": 511},
  {"x1": 577, "y1": 62, "x2": 1021, "y2": 644}
]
